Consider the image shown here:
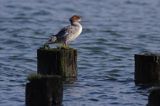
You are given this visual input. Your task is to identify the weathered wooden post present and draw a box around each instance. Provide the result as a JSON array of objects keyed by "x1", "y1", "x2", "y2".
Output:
[
  {"x1": 26, "y1": 47, "x2": 77, "y2": 105},
  {"x1": 26, "y1": 74, "x2": 63, "y2": 106},
  {"x1": 147, "y1": 87, "x2": 160, "y2": 106},
  {"x1": 37, "y1": 47, "x2": 77, "y2": 82},
  {"x1": 134, "y1": 53, "x2": 160, "y2": 85}
]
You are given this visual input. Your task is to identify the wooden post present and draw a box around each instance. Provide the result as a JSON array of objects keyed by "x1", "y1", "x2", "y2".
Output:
[
  {"x1": 26, "y1": 75, "x2": 63, "y2": 106},
  {"x1": 148, "y1": 87, "x2": 160, "y2": 106},
  {"x1": 37, "y1": 47, "x2": 77, "y2": 81},
  {"x1": 134, "y1": 53, "x2": 160, "y2": 85}
]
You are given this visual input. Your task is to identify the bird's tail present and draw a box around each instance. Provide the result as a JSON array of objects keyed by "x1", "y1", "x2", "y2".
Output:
[{"x1": 45, "y1": 35, "x2": 57, "y2": 44}]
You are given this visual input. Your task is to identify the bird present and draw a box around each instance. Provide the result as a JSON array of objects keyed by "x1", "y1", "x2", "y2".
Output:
[{"x1": 45, "y1": 15, "x2": 82, "y2": 48}]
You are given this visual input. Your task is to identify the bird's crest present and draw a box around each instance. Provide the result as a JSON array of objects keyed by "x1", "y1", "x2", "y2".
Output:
[{"x1": 70, "y1": 15, "x2": 81, "y2": 22}]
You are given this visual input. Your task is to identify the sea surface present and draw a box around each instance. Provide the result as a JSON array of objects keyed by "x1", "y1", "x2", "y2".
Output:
[{"x1": 0, "y1": 0, "x2": 160, "y2": 106}]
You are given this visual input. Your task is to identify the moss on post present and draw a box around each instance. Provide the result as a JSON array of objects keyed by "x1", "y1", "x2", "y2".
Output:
[{"x1": 37, "y1": 47, "x2": 77, "y2": 81}]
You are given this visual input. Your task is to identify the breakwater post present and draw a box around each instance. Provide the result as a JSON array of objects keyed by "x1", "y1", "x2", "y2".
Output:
[
  {"x1": 37, "y1": 47, "x2": 77, "y2": 82},
  {"x1": 26, "y1": 74, "x2": 63, "y2": 106},
  {"x1": 147, "y1": 87, "x2": 160, "y2": 106},
  {"x1": 134, "y1": 53, "x2": 160, "y2": 85},
  {"x1": 26, "y1": 47, "x2": 78, "y2": 105}
]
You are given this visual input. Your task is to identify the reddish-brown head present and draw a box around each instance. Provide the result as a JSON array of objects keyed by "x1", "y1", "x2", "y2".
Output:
[{"x1": 69, "y1": 15, "x2": 81, "y2": 23}]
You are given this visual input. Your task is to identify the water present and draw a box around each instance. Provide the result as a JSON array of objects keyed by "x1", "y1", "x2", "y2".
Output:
[{"x1": 0, "y1": 0, "x2": 160, "y2": 106}]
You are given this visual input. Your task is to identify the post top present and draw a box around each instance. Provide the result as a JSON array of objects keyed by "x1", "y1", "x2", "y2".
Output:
[
  {"x1": 135, "y1": 52, "x2": 160, "y2": 57},
  {"x1": 38, "y1": 47, "x2": 77, "y2": 52}
]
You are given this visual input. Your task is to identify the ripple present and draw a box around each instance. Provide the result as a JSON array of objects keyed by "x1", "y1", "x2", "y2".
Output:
[{"x1": 89, "y1": 98, "x2": 99, "y2": 102}]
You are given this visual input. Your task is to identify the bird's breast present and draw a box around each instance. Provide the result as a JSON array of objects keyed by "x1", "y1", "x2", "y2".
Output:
[{"x1": 67, "y1": 25, "x2": 82, "y2": 41}]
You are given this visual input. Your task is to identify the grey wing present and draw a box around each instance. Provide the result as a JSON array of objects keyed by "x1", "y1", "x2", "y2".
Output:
[{"x1": 55, "y1": 26, "x2": 70, "y2": 38}]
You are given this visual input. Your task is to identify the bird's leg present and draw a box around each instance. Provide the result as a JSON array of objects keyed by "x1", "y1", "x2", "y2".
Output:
[
  {"x1": 61, "y1": 41, "x2": 69, "y2": 49},
  {"x1": 64, "y1": 41, "x2": 69, "y2": 48},
  {"x1": 60, "y1": 42, "x2": 65, "y2": 49}
]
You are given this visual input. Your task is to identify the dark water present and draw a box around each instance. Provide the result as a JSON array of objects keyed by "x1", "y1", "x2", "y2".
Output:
[{"x1": 0, "y1": 0, "x2": 160, "y2": 106}]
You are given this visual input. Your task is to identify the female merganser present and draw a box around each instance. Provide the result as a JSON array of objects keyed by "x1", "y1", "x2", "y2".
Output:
[{"x1": 46, "y1": 15, "x2": 82, "y2": 47}]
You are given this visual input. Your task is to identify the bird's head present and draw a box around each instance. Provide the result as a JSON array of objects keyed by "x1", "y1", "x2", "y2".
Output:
[{"x1": 69, "y1": 15, "x2": 81, "y2": 23}]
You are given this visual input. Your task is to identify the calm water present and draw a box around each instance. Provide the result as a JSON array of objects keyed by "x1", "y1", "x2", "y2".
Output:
[{"x1": 0, "y1": 0, "x2": 160, "y2": 106}]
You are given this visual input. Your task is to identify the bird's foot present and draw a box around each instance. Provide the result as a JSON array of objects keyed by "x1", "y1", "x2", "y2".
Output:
[
  {"x1": 42, "y1": 43, "x2": 50, "y2": 49},
  {"x1": 58, "y1": 44, "x2": 70, "y2": 49}
]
